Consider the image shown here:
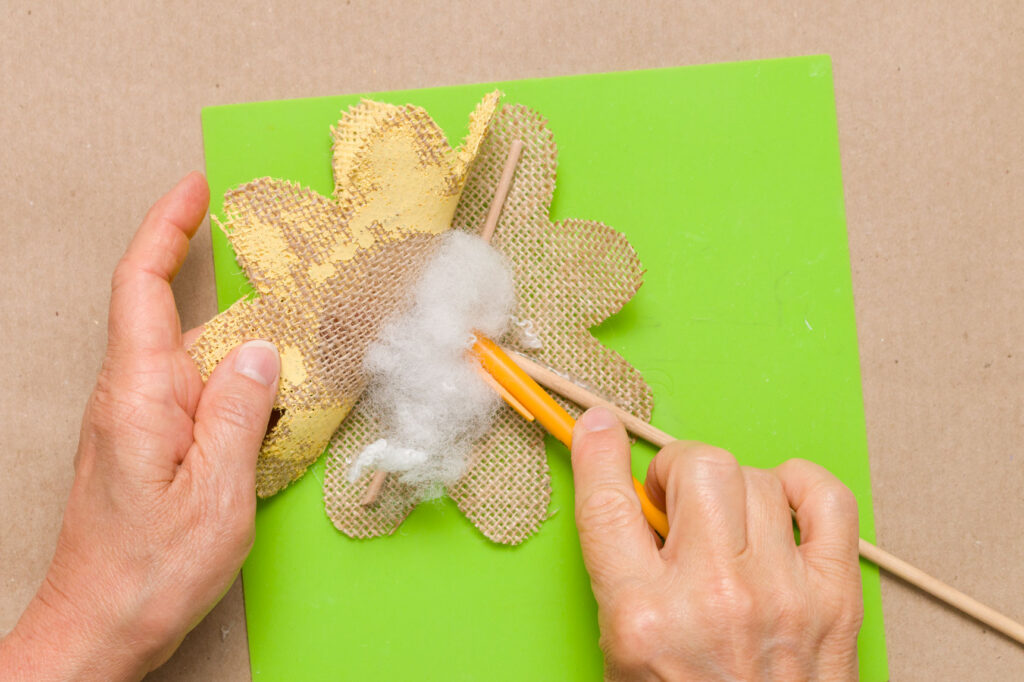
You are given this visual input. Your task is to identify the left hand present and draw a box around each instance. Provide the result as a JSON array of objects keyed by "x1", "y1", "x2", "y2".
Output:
[{"x1": 0, "y1": 173, "x2": 280, "y2": 680}]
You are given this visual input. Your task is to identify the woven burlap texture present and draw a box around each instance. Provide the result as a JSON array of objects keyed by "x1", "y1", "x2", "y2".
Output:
[
  {"x1": 188, "y1": 92, "x2": 500, "y2": 496},
  {"x1": 324, "y1": 103, "x2": 653, "y2": 545}
]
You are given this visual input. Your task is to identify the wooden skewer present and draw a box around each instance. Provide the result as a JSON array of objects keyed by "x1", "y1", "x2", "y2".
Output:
[
  {"x1": 503, "y1": 346, "x2": 1024, "y2": 647},
  {"x1": 857, "y1": 540, "x2": 1024, "y2": 645},
  {"x1": 360, "y1": 469, "x2": 388, "y2": 506},
  {"x1": 479, "y1": 139, "x2": 524, "y2": 244},
  {"x1": 504, "y1": 351, "x2": 672, "y2": 447},
  {"x1": 361, "y1": 140, "x2": 527, "y2": 507}
]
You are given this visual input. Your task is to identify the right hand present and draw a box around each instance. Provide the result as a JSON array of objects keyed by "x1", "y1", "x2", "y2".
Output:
[{"x1": 571, "y1": 406, "x2": 864, "y2": 680}]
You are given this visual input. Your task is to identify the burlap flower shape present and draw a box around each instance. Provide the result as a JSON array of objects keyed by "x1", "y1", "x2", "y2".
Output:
[
  {"x1": 189, "y1": 93, "x2": 500, "y2": 496},
  {"x1": 324, "y1": 104, "x2": 653, "y2": 545}
]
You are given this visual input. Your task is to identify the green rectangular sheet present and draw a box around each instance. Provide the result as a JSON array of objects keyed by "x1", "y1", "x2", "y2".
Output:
[{"x1": 201, "y1": 56, "x2": 888, "y2": 680}]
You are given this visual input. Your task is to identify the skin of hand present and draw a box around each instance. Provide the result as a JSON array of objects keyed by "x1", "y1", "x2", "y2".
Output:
[
  {"x1": 0, "y1": 173, "x2": 280, "y2": 680},
  {"x1": 571, "y1": 407, "x2": 864, "y2": 681}
]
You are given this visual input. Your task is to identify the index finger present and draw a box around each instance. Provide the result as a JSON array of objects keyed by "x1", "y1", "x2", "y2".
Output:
[{"x1": 108, "y1": 172, "x2": 209, "y2": 354}]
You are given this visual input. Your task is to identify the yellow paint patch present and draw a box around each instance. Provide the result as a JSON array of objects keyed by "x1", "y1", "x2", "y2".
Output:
[
  {"x1": 193, "y1": 92, "x2": 501, "y2": 497},
  {"x1": 279, "y1": 344, "x2": 308, "y2": 387},
  {"x1": 235, "y1": 220, "x2": 297, "y2": 290},
  {"x1": 285, "y1": 404, "x2": 352, "y2": 448},
  {"x1": 309, "y1": 262, "x2": 336, "y2": 283}
]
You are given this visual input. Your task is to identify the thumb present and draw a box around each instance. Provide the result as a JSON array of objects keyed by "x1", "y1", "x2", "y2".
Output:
[
  {"x1": 571, "y1": 407, "x2": 657, "y2": 595},
  {"x1": 189, "y1": 340, "x2": 279, "y2": 490}
]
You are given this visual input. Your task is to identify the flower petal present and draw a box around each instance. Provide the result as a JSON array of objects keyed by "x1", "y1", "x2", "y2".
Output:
[
  {"x1": 447, "y1": 407, "x2": 550, "y2": 545},
  {"x1": 499, "y1": 215, "x2": 652, "y2": 421},
  {"x1": 324, "y1": 396, "x2": 420, "y2": 538},
  {"x1": 452, "y1": 104, "x2": 557, "y2": 235},
  {"x1": 222, "y1": 178, "x2": 347, "y2": 295}
]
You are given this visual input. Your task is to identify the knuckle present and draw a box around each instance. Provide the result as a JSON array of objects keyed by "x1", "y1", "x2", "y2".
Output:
[
  {"x1": 816, "y1": 482, "x2": 859, "y2": 521},
  {"x1": 88, "y1": 380, "x2": 142, "y2": 437},
  {"x1": 813, "y1": 583, "x2": 864, "y2": 651},
  {"x1": 110, "y1": 257, "x2": 139, "y2": 294},
  {"x1": 743, "y1": 467, "x2": 783, "y2": 497},
  {"x1": 651, "y1": 442, "x2": 739, "y2": 490},
  {"x1": 576, "y1": 487, "x2": 639, "y2": 532},
  {"x1": 661, "y1": 441, "x2": 736, "y2": 466},
  {"x1": 767, "y1": 585, "x2": 812, "y2": 635},
  {"x1": 699, "y1": 573, "x2": 756, "y2": 626},
  {"x1": 809, "y1": 552, "x2": 862, "y2": 594},
  {"x1": 781, "y1": 456, "x2": 813, "y2": 470},
  {"x1": 821, "y1": 573, "x2": 865, "y2": 630},
  {"x1": 689, "y1": 444, "x2": 739, "y2": 471},
  {"x1": 744, "y1": 466, "x2": 776, "y2": 486},
  {"x1": 776, "y1": 457, "x2": 818, "y2": 483},
  {"x1": 657, "y1": 440, "x2": 691, "y2": 459},
  {"x1": 683, "y1": 446, "x2": 740, "y2": 489},
  {"x1": 832, "y1": 593, "x2": 865, "y2": 637},
  {"x1": 602, "y1": 592, "x2": 667, "y2": 670}
]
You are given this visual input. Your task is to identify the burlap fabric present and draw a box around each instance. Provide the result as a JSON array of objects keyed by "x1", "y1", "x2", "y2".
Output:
[
  {"x1": 189, "y1": 93, "x2": 499, "y2": 496},
  {"x1": 323, "y1": 103, "x2": 653, "y2": 545}
]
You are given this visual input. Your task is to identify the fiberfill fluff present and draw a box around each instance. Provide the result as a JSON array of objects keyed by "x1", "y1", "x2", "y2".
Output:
[{"x1": 347, "y1": 231, "x2": 516, "y2": 499}]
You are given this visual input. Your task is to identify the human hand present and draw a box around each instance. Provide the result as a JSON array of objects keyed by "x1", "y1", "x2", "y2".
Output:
[
  {"x1": 0, "y1": 173, "x2": 280, "y2": 680},
  {"x1": 571, "y1": 407, "x2": 863, "y2": 681}
]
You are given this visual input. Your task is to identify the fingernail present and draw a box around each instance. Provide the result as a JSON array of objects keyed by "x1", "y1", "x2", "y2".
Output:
[
  {"x1": 235, "y1": 340, "x2": 280, "y2": 387},
  {"x1": 577, "y1": 406, "x2": 619, "y2": 434}
]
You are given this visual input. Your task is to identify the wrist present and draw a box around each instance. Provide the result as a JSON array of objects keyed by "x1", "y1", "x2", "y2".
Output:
[{"x1": 0, "y1": 576, "x2": 152, "y2": 681}]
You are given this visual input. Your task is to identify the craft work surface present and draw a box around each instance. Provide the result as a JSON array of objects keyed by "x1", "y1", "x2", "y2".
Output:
[
  {"x1": 2, "y1": 3, "x2": 1022, "y2": 681},
  {"x1": 202, "y1": 58, "x2": 886, "y2": 680}
]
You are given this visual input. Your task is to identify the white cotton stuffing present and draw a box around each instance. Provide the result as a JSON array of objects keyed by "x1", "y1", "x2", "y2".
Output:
[
  {"x1": 347, "y1": 231, "x2": 517, "y2": 500},
  {"x1": 509, "y1": 315, "x2": 544, "y2": 350}
]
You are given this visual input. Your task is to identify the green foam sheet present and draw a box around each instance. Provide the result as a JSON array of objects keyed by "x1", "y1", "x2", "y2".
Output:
[{"x1": 201, "y1": 56, "x2": 887, "y2": 680}]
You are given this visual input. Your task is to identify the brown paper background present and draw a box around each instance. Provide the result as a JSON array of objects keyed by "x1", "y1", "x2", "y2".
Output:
[{"x1": 1, "y1": 2, "x2": 1021, "y2": 679}]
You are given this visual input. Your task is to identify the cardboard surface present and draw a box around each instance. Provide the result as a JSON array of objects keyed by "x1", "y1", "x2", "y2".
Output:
[
  {"x1": 203, "y1": 59, "x2": 887, "y2": 680},
  {"x1": 1, "y1": 2, "x2": 1021, "y2": 679}
]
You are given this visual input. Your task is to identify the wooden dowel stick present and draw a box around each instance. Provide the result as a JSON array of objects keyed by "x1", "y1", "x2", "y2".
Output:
[
  {"x1": 504, "y1": 350, "x2": 674, "y2": 448},
  {"x1": 361, "y1": 470, "x2": 388, "y2": 506},
  {"x1": 503, "y1": 346, "x2": 1024, "y2": 647},
  {"x1": 361, "y1": 140, "x2": 526, "y2": 507},
  {"x1": 858, "y1": 539, "x2": 1024, "y2": 645},
  {"x1": 479, "y1": 140, "x2": 524, "y2": 244}
]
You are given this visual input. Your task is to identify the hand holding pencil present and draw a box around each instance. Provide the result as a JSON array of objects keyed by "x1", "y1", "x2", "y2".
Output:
[
  {"x1": 472, "y1": 329, "x2": 864, "y2": 679},
  {"x1": 471, "y1": 140, "x2": 1024, "y2": 656},
  {"x1": 570, "y1": 408, "x2": 864, "y2": 680}
]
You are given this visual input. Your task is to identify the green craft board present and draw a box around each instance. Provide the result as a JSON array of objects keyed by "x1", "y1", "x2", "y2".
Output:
[{"x1": 201, "y1": 56, "x2": 888, "y2": 680}]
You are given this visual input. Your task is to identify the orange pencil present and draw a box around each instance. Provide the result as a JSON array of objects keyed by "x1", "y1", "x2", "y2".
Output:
[{"x1": 471, "y1": 334, "x2": 670, "y2": 538}]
